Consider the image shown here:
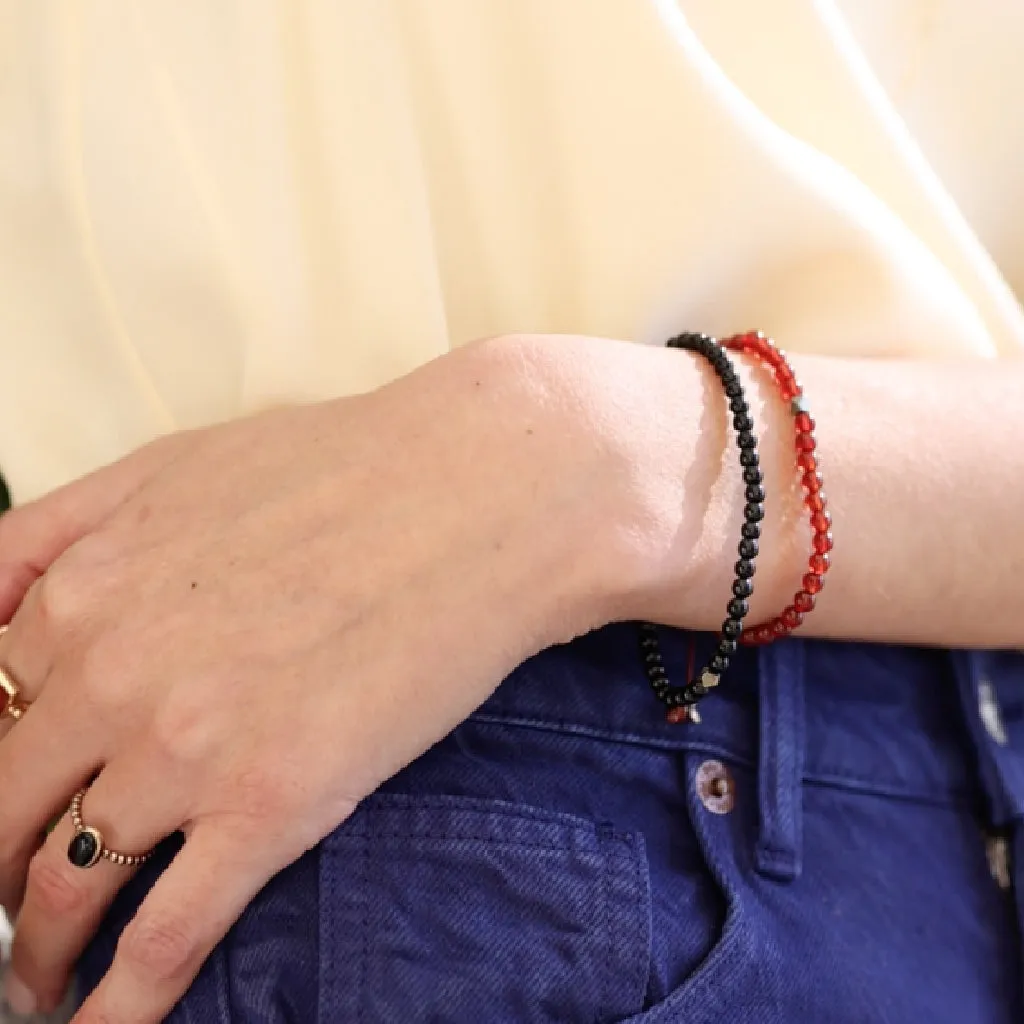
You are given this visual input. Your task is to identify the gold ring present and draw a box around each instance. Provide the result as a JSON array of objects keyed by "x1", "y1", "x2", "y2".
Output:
[
  {"x1": 68, "y1": 788, "x2": 154, "y2": 870},
  {"x1": 0, "y1": 625, "x2": 29, "y2": 723}
]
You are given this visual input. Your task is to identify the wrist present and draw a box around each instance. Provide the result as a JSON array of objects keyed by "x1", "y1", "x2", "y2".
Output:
[{"x1": 493, "y1": 333, "x2": 803, "y2": 633}]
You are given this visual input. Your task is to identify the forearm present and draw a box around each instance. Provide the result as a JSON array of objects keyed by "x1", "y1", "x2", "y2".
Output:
[{"x1": 499, "y1": 334, "x2": 1024, "y2": 648}]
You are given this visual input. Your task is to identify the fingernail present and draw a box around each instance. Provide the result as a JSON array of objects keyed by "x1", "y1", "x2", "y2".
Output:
[{"x1": 4, "y1": 972, "x2": 37, "y2": 1016}]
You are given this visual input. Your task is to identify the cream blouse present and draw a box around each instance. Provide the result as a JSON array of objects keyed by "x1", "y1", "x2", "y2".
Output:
[{"x1": 1, "y1": 0, "x2": 1022, "y2": 502}]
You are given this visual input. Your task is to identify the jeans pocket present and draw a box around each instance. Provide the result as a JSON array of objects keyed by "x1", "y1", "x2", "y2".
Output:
[{"x1": 318, "y1": 793, "x2": 652, "y2": 1024}]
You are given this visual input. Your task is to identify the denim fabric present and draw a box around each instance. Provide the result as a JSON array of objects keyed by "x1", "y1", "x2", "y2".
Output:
[{"x1": 79, "y1": 626, "x2": 1024, "y2": 1022}]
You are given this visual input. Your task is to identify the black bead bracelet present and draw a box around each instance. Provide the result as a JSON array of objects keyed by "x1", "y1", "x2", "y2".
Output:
[{"x1": 639, "y1": 332, "x2": 764, "y2": 724}]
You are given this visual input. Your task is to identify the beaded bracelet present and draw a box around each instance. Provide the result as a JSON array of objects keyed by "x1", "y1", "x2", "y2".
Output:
[
  {"x1": 640, "y1": 332, "x2": 765, "y2": 724},
  {"x1": 721, "y1": 331, "x2": 831, "y2": 645}
]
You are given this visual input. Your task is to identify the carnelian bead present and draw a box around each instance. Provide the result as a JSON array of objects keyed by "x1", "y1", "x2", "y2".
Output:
[
  {"x1": 794, "y1": 591, "x2": 815, "y2": 614},
  {"x1": 809, "y1": 553, "x2": 830, "y2": 575},
  {"x1": 782, "y1": 606, "x2": 804, "y2": 629},
  {"x1": 803, "y1": 573, "x2": 824, "y2": 595},
  {"x1": 811, "y1": 510, "x2": 832, "y2": 533},
  {"x1": 802, "y1": 471, "x2": 823, "y2": 493},
  {"x1": 795, "y1": 412, "x2": 815, "y2": 433},
  {"x1": 772, "y1": 619, "x2": 791, "y2": 638},
  {"x1": 813, "y1": 531, "x2": 834, "y2": 554},
  {"x1": 806, "y1": 492, "x2": 826, "y2": 514},
  {"x1": 666, "y1": 706, "x2": 689, "y2": 724},
  {"x1": 796, "y1": 432, "x2": 816, "y2": 453},
  {"x1": 797, "y1": 452, "x2": 817, "y2": 473}
]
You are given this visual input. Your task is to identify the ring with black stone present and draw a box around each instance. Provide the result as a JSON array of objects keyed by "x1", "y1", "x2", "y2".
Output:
[{"x1": 67, "y1": 788, "x2": 153, "y2": 869}]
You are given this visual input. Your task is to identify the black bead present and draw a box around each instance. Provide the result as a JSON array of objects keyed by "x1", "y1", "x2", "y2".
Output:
[
  {"x1": 743, "y1": 467, "x2": 762, "y2": 486},
  {"x1": 739, "y1": 449, "x2": 759, "y2": 468},
  {"x1": 730, "y1": 397, "x2": 748, "y2": 415},
  {"x1": 689, "y1": 681, "x2": 708, "y2": 698},
  {"x1": 735, "y1": 559, "x2": 756, "y2": 579},
  {"x1": 738, "y1": 538, "x2": 759, "y2": 559},
  {"x1": 721, "y1": 618, "x2": 743, "y2": 640},
  {"x1": 733, "y1": 413, "x2": 753, "y2": 432},
  {"x1": 719, "y1": 369, "x2": 738, "y2": 386},
  {"x1": 732, "y1": 578, "x2": 754, "y2": 598},
  {"x1": 725, "y1": 382, "x2": 743, "y2": 399},
  {"x1": 727, "y1": 598, "x2": 749, "y2": 619},
  {"x1": 717, "y1": 638, "x2": 738, "y2": 656},
  {"x1": 741, "y1": 521, "x2": 761, "y2": 540},
  {"x1": 738, "y1": 431, "x2": 757, "y2": 450},
  {"x1": 744, "y1": 502, "x2": 765, "y2": 522},
  {"x1": 68, "y1": 831, "x2": 99, "y2": 869},
  {"x1": 710, "y1": 653, "x2": 729, "y2": 674},
  {"x1": 745, "y1": 484, "x2": 766, "y2": 503}
]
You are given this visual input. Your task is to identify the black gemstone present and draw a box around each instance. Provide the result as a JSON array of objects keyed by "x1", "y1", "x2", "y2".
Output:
[
  {"x1": 733, "y1": 413, "x2": 754, "y2": 432},
  {"x1": 738, "y1": 431, "x2": 758, "y2": 450},
  {"x1": 717, "y1": 638, "x2": 739, "y2": 656},
  {"x1": 730, "y1": 397, "x2": 749, "y2": 415},
  {"x1": 739, "y1": 449, "x2": 759, "y2": 468},
  {"x1": 736, "y1": 559, "x2": 756, "y2": 579},
  {"x1": 745, "y1": 484, "x2": 766, "y2": 504},
  {"x1": 733, "y1": 578, "x2": 754, "y2": 598},
  {"x1": 744, "y1": 502, "x2": 765, "y2": 522},
  {"x1": 68, "y1": 830, "x2": 99, "y2": 869},
  {"x1": 725, "y1": 382, "x2": 743, "y2": 399},
  {"x1": 719, "y1": 369, "x2": 737, "y2": 385},
  {"x1": 721, "y1": 618, "x2": 743, "y2": 640},
  {"x1": 710, "y1": 653, "x2": 729, "y2": 674},
  {"x1": 741, "y1": 521, "x2": 761, "y2": 540},
  {"x1": 743, "y1": 467, "x2": 763, "y2": 486},
  {"x1": 738, "y1": 538, "x2": 759, "y2": 560},
  {"x1": 728, "y1": 597, "x2": 749, "y2": 619}
]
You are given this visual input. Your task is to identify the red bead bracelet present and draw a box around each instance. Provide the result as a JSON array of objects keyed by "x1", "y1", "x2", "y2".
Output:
[{"x1": 721, "y1": 331, "x2": 832, "y2": 645}]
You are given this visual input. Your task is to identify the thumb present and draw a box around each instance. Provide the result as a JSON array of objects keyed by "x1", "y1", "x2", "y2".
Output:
[{"x1": 0, "y1": 431, "x2": 194, "y2": 622}]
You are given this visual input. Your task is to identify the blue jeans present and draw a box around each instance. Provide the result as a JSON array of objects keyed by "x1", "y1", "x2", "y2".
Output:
[{"x1": 80, "y1": 626, "x2": 1024, "y2": 1022}]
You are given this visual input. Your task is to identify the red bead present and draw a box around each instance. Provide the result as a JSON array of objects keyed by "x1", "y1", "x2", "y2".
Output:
[
  {"x1": 811, "y1": 510, "x2": 832, "y2": 533},
  {"x1": 813, "y1": 530, "x2": 834, "y2": 554},
  {"x1": 806, "y1": 492, "x2": 826, "y2": 514},
  {"x1": 794, "y1": 591, "x2": 816, "y2": 614},
  {"x1": 802, "y1": 471, "x2": 823, "y2": 493},
  {"x1": 782, "y1": 606, "x2": 804, "y2": 629},
  {"x1": 797, "y1": 452, "x2": 817, "y2": 473},
  {"x1": 795, "y1": 412, "x2": 815, "y2": 433},
  {"x1": 809, "y1": 552, "x2": 831, "y2": 575},
  {"x1": 796, "y1": 432, "x2": 816, "y2": 453},
  {"x1": 772, "y1": 619, "x2": 791, "y2": 638},
  {"x1": 803, "y1": 573, "x2": 824, "y2": 595},
  {"x1": 666, "y1": 706, "x2": 689, "y2": 725}
]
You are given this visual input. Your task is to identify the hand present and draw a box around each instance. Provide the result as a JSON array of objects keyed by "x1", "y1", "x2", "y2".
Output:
[{"x1": 0, "y1": 335, "x2": 648, "y2": 1022}]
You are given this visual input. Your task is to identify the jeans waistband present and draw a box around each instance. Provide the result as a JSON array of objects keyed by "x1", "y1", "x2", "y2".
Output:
[{"x1": 473, "y1": 624, "x2": 980, "y2": 807}]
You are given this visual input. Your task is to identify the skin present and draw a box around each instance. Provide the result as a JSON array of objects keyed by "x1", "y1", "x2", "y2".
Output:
[{"x1": 0, "y1": 332, "x2": 1020, "y2": 1021}]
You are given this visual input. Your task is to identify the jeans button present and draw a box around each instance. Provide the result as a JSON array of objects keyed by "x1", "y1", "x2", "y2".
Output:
[{"x1": 696, "y1": 759, "x2": 735, "y2": 814}]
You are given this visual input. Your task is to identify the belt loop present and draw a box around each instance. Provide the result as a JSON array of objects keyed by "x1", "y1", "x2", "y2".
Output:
[{"x1": 755, "y1": 640, "x2": 805, "y2": 881}]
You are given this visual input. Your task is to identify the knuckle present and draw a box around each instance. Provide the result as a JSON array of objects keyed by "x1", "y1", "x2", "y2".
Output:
[
  {"x1": 119, "y1": 913, "x2": 199, "y2": 982},
  {"x1": 150, "y1": 694, "x2": 217, "y2": 767},
  {"x1": 33, "y1": 565, "x2": 87, "y2": 634},
  {"x1": 26, "y1": 856, "x2": 88, "y2": 916}
]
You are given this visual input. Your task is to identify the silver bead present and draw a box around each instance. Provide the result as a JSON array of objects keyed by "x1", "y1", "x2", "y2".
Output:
[{"x1": 700, "y1": 670, "x2": 721, "y2": 689}]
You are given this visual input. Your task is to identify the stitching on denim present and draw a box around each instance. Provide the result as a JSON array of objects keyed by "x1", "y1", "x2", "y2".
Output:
[
  {"x1": 599, "y1": 835, "x2": 611, "y2": 1020},
  {"x1": 468, "y1": 714, "x2": 974, "y2": 804},
  {"x1": 359, "y1": 831, "x2": 369, "y2": 1024},
  {"x1": 334, "y1": 829, "x2": 598, "y2": 852}
]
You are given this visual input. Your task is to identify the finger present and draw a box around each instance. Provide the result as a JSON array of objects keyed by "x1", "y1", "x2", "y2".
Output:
[
  {"x1": 0, "y1": 678, "x2": 101, "y2": 911},
  {"x1": 10, "y1": 768, "x2": 182, "y2": 1014},
  {"x1": 73, "y1": 822, "x2": 279, "y2": 1024},
  {"x1": 0, "y1": 433, "x2": 191, "y2": 623}
]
